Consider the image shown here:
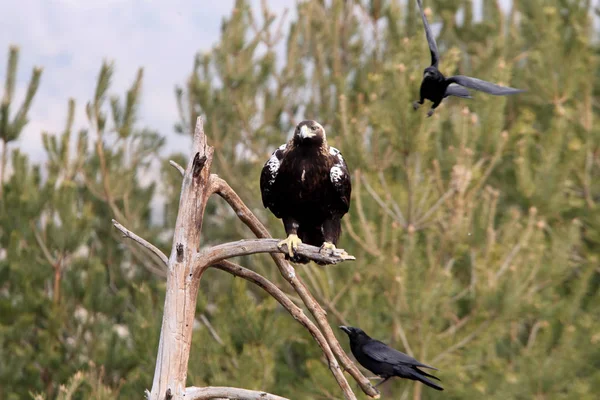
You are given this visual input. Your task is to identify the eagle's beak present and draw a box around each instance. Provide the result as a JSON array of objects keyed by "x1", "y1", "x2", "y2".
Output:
[
  {"x1": 300, "y1": 125, "x2": 316, "y2": 139},
  {"x1": 339, "y1": 326, "x2": 351, "y2": 334}
]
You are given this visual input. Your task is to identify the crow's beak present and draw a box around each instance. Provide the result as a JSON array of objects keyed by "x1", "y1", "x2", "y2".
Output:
[
  {"x1": 339, "y1": 326, "x2": 351, "y2": 334},
  {"x1": 300, "y1": 125, "x2": 315, "y2": 139}
]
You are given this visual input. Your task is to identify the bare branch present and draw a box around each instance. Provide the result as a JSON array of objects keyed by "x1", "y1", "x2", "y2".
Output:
[
  {"x1": 212, "y1": 176, "x2": 271, "y2": 238},
  {"x1": 185, "y1": 386, "x2": 289, "y2": 400},
  {"x1": 170, "y1": 160, "x2": 185, "y2": 176},
  {"x1": 212, "y1": 177, "x2": 380, "y2": 399},
  {"x1": 112, "y1": 219, "x2": 169, "y2": 266},
  {"x1": 196, "y1": 238, "x2": 355, "y2": 271},
  {"x1": 213, "y1": 260, "x2": 355, "y2": 399}
]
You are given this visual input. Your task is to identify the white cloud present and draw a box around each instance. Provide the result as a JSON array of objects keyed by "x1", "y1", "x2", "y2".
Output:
[{"x1": 0, "y1": 0, "x2": 295, "y2": 164}]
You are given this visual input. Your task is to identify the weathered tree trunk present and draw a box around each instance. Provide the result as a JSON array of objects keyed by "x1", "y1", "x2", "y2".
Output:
[{"x1": 149, "y1": 119, "x2": 214, "y2": 400}]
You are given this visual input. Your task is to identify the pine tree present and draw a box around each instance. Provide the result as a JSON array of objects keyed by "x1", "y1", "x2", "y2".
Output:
[
  {"x1": 1, "y1": 0, "x2": 599, "y2": 398},
  {"x1": 0, "y1": 59, "x2": 166, "y2": 399},
  {"x1": 0, "y1": 45, "x2": 42, "y2": 198}
]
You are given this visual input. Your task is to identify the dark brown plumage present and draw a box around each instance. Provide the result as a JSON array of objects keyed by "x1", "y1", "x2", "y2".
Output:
[{"x1": 260, "y1": 120, "x2": 351, "y2": 264}]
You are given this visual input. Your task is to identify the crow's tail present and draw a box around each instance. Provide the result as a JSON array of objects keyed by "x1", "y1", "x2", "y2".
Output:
[{"x1": 408, "y1": 368, "x2": 444, "y2": 391}]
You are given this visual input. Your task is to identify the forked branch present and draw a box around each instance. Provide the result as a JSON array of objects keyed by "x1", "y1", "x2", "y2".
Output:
[
  {"x1": 113, "y1": 117, "x2": 373, "y2": 400},
  {"x1": 213, "y1": 177, "x2": 380, "y2": 398},
  {"x1": 214, "y1": 260, "x2": 355, "y2": 399}
]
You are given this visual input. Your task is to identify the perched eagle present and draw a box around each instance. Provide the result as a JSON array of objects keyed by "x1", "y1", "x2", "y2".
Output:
[{"x1": 260, "y1": 120, "x2": 351, "y2": 264}]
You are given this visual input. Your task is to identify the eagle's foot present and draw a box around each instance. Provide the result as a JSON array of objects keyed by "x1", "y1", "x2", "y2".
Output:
[
  {"x1": 412, "y1": 101, "x2": 421, "y2": 110},
  {"x1": 278, "y1": 234, "x2": 303, "y2": 258},
  {"x1": 427, "y1": 109, "x2": 435, "y2": 117},
  {"x1": 319, "y1": 242, "x2": 337, "y2": 253}
]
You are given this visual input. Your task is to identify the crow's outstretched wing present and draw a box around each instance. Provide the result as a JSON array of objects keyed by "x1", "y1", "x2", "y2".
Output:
[
  {"x1": 444, "y1": 84, "x2": 472, "y2": 99},
  {"x1": 329, "y1": 147, "x2": 351, "y2": 214},
  {"x1": 449, "y1": 75, "x2": 525, "y2": 96},
  {"x1": 361, "y1": 340, "x2": 438, "y2": 370},
  {"x1": 417, "y1": 0, "x2": 440, "y2": 67},
  {"x1": 260, "y1": 144, "x2": 287, "y2": 216}
]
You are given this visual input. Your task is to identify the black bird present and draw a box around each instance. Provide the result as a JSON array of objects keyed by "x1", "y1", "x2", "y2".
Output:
[
  {"x1": 413, "y1": 0, "x2": 525, "y2": 117},
  {"x1": 260, "y1": 120, "x2": 351, "y2": 264},
  {"x1": 340, "y1": 326, "x2": 443, "y2": 391}
]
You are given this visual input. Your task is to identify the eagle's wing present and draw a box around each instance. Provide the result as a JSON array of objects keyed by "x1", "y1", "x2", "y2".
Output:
[
  {"x1": 361, "y1": 340, "x2": 438, "y2": 370},
  {"x1": 448, "y1": 75, "x2": 525, "y2": 96},
  {"x1": 417, "y1": 0, "x2": 440, "y2": 68},
  {"x1": 329, "y1": 147, "x2": 351, "y2": 214},
  {"x1": 260, "y1": 144, "x2": 287, "y2": 216}
]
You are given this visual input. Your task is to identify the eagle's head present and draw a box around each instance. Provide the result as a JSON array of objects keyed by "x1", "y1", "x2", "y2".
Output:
[{"x1": 293, "y1": 120, "x2": 326, "y2": 147}]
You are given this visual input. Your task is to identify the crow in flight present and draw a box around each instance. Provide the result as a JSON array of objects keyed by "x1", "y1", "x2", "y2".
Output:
[
  {"x1": 340, "y1": 326, "x2": 443, "y2": 391},
  {"x1": 260, "y1": 120, "x2": 351, "y2": 264},
  {"x1": 413, "y1": 0, "x2": 525, "y2": 117}
]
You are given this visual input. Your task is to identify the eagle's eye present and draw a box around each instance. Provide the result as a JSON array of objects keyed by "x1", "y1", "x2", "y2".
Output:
[{"x1": 311, "y1": 126, "x2": 317, "y2": 131}]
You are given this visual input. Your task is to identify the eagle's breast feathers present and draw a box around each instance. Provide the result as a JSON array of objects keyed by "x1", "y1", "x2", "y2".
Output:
[{"x1": 260, "y1": 141, "x2": 351, "y2": 217}]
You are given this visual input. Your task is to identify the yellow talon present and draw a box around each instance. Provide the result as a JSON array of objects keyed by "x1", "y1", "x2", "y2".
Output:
[
  {"x1": 320, "y1": 242, "x2": 337, "y2": 253},
  {"x1": 278, "y1": 234, "x2": 303, "y2": 257}
]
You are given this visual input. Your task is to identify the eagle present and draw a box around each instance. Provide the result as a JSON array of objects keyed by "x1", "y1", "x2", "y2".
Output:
[{"x1": 260, "y1": 120, "x2": 351, "y2": 264}]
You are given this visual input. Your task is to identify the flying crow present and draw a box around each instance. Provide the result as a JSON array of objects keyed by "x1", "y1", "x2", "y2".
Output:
[
  {"x1": 340, "y1": 325, "x2": 443, "y2": 391},
  {"x1": 260, "y1": 120, "x2": 351, "y2": 264},
  {"x1": 413, "y1": 0, "x2": 525, "y2": 116}
]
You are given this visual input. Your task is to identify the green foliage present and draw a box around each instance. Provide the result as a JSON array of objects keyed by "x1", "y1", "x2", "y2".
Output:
[{"x1": 1, "y1": 0, "x2": 600, "y2": 399}]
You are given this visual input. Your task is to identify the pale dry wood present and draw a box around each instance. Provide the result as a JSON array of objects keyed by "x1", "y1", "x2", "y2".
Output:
[
  {"x1": 170, "y1": 159, "x2": 186, "y2": 176},
  {"x1": 112, "y1": 219, "x2": 169, "y2": 266},
  {"x1": 148, "y1": 117, "x2": 216, "y2": 400},
  {"x1": 213, "y1": 178, "x2": 380, "y2": 399},
  {"x1": 213, "y1": 260, "x2": 355, "y2": 399},
  {"x1": 195, "y1": 238, "x2": 355, "y2": 273},
  {"x1": 185, "y1": 386, "x2": 289, "y2": 400}
]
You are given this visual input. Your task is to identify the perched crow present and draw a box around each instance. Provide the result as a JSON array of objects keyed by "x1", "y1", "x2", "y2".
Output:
[
  {"x1": 413, "y1": 0, "x2": 525, "y2": 116},
  {"x1": 260, "y1": 120, "x2": 351, "y2": 264},
  {"x1": 340, "y1": 326, "x2": 443, "y2": 391}
]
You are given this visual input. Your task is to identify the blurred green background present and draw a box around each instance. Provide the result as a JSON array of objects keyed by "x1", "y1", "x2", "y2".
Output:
[{"x1": 1, "y1": 0, "x2": 599, "y2": 399}]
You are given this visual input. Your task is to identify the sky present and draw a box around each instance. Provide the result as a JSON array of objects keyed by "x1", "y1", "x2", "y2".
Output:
[
  {"x1": 0, "y1": 0, "x2": 295, "y2": 162},
  {"x1": 0, "y1": 0, "x2": 597, "y2": 163}
]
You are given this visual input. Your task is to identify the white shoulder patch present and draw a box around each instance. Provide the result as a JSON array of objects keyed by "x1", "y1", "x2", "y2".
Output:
[
  {"x1": 329, "y1": 146, "x2": 343, "y2": 160},
  {"x1": 266, "y1": 144, "x2": 286, "y2": 184},
  {"x1": 330, "y1": 165, "x2": 344, "y2": 183},
  {"x1": 329, "y1": 147, "x2": 345, "y2": 186}
]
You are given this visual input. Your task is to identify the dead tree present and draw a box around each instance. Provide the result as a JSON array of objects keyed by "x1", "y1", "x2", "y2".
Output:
[{"x1": 112, "y1": 117, "x2": 380, "y2": 400}]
